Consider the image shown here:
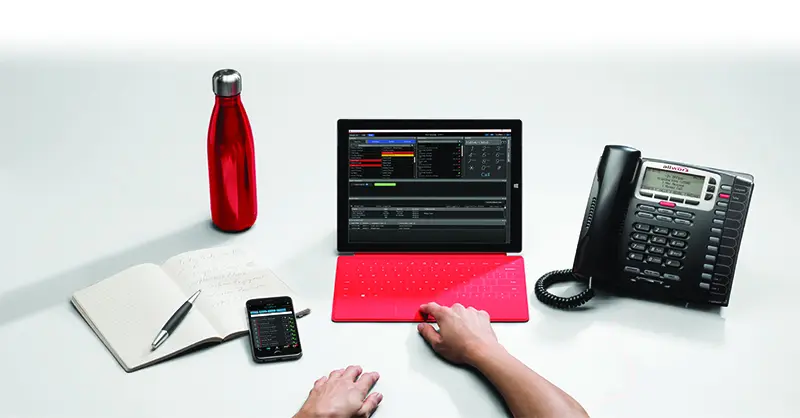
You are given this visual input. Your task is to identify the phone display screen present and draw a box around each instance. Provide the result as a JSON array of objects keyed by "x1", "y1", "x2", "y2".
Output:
[
  {"x1": 641, "y1": 167, "x2": 705, "y2": 198},
  {"x1": 246, "y1": 297, "x2": 302, "y2": 359}
]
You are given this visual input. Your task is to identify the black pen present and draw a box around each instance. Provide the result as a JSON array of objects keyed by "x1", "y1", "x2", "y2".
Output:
[{"x1": 151, "y1": 289, "x2": 201, "y2": 350}]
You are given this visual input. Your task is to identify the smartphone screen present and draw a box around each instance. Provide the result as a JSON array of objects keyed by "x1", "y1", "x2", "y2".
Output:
[{"x1": 246, "y1": 296, "x2": 302, "y2": 361}]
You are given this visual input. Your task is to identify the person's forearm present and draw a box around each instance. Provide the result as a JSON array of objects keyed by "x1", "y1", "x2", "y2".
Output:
[{"x1": 468, "y1": 345, "x2": 588, "y2": 418}]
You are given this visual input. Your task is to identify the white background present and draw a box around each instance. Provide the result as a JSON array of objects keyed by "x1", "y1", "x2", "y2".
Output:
[{"x1": 1, "y1": 1, "x2": 800, "y2": 417}]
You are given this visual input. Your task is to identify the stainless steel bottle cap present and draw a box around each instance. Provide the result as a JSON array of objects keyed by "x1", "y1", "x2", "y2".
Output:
[{"x1": 212, "y1": 69, "x2": 242, "y2": 97}]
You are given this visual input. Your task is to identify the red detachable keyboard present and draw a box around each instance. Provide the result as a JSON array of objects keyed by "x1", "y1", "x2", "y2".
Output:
[{"x1": 332, "y1": 254, "x2": 529, "y2": 322}]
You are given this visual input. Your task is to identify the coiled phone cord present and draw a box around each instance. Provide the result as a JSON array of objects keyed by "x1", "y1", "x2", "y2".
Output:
[{"x1": 534, "y1": 269, "x2": 595, "y2": 310}]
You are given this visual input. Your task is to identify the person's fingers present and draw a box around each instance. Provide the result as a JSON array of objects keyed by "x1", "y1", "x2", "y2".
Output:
[
  {"x1": 468, "y1": 306, "x2": 477, "y2": 312},
  {"x1": 419, "y1": 302, "x2": 445, "y2": 317},
  {"x1": 328, "y1": 368, "x2": 344, "y2": 379},
  {"x1": 313, "y1": 376, "x2": 328, "y2": 389},
  {"x1": 478, "y1": 309, "x2": 490, "y2": 319},
  {"x1": 417, "y1": 323, "x2": 443, "y2": 347},
  {"x1": 452, "y1": 303, "x2": 465, "y2": 311},
  {"x1": 355, "y1": 371, "x2": 380, "y2": 394},
  {"x1": 356, "y1": 392, "x2": 384, "y2": 417},
  {"x1": 342, "y1": 365, "x2": 363, "y2": 381}
]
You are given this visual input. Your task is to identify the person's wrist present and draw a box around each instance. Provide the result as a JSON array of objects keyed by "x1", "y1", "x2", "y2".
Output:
[
  {"x1": 292, "y1": 412, "x2": 325, "y2": 418},
  {"x1": 293, "y1": 407, "x2": 327, "y2": 418},
  {"x1": 292, "y1": 410, "x2": 312, "y2": 418},
  {"x1": 465, "y1": 341, "x2": 506, "y2": 368}
]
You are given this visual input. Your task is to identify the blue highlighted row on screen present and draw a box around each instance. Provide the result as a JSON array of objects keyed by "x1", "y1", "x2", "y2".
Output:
[
  {"x1": 366, "y1": 139, "x2": 415, "y2": 144},
  {"x1": 249, "y1": 308, "x2": 288, "y2": 315}
]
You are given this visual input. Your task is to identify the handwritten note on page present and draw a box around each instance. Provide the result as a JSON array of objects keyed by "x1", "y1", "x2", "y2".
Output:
[{"x1": 160, "y1": 246, "x2": 300, "y2": 336}]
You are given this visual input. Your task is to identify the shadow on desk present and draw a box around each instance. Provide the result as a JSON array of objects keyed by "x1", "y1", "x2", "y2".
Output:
[
  {"x1": 0, "y1": 220, "x2": 233, "y2": 327},
  {"x1": 273, "y1": 231, "x2": 338, "y2": 302},
  {"x1": 405, "y1": 328, "x2": 512, "y2": 418},
  {"x1": 529, "y1": 283, "x2": 727, "y2": 346}
]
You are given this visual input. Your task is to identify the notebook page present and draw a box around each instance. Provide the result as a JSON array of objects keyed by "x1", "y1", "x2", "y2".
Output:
[
  {"x1": 72, "y1": 264, "x2": 218, "y2": 371},
  {"x1": 161, "y1": 246, "x2": 300, "y2": 337}
]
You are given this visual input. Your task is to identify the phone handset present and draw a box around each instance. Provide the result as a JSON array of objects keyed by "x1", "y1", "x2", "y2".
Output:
[{"x1": 535, "y1": 145, "x2": 642, "y2": 309}]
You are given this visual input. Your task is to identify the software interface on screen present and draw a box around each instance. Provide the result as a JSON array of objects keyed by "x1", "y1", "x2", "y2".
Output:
[
  {"x1": 347, "y1": 128, "x2": 514, "y2": 244},
  {"x1": 248, "y1": 301, "x2": 299, "y2": 351}
]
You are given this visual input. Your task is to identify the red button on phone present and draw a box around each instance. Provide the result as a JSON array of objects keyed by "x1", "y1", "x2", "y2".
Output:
[
  {"x1": 659, "y1": 201, "x2": 676, "y2": 208},
  {"x1": 719, "y1": 193, "x2": 730, "y2": 199}
]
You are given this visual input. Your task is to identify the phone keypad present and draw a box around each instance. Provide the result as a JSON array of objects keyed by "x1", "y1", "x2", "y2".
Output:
[
  {"x1": 627, "y1": 223, "x2": 690, "y2": 281},
  {"x1": 652, "y1": 227, "x2": 669, "y2": 235},
  {"x1": 650, "y1": 236, "x2": 667, "y2": 245},
  {"x1": 666, "y1": 249, "x2": 684, "y2": 258},
  {"x1": 668, "y1": 239, "x2": 686, "y2": 249},
  {"x1": 671, "y1": 230, "x2": 689, "y2": 238},
  {"x1": 630, "y1": 242, "x2": 646, "y2": 251},
  {"x1": 629, "y1": 252, "x2": 644, "y2": 261},
  {"x1": 645, "y1": 255, "x2": 663, "y2": 264}
]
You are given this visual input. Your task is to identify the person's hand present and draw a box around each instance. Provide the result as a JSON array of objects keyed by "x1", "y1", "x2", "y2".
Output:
[
  {"x1": 417, "y1": 302, "x2": 503, "y2": 365},
  {"x1": 294, "y1": 365, "x2": 383, "y2": 418}
]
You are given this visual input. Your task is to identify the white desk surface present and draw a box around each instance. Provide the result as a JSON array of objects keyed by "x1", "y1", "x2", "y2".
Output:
[{"x1": 1, "y1": 50, "x2": 798, "y2": 418}]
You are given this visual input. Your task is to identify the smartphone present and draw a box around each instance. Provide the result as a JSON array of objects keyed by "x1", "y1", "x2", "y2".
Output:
[{"x1": 245, "y1": 296, "x2": 303, "y2": 363}]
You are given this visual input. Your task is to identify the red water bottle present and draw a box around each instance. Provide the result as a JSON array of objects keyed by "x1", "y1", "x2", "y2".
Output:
[{"x1": 207, "y1": 69, "x2": 257, "y2": 232}]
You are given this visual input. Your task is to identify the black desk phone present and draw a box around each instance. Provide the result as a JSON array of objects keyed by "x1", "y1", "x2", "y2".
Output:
[{"x1": 536, "y1": 145, "x2": 755, "y2": 309}]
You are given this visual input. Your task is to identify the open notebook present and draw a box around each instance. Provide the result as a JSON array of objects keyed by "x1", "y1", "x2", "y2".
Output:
[{"x1": 71, "y1": 246, "x2": 303, "y2": 372}]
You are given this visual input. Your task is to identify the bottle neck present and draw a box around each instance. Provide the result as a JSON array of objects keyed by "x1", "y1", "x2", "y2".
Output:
[{"x1": 215, "y1": 94, "x2": 242, "y2": 105}]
